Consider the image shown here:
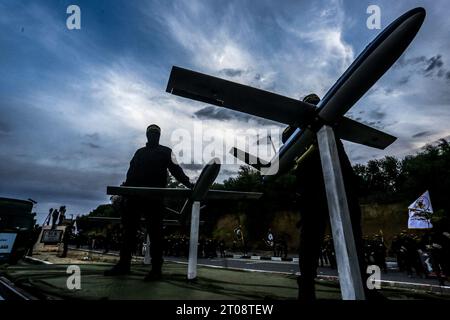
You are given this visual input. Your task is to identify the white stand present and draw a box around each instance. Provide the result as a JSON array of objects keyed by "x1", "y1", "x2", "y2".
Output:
[
  {"x1": 144, "y1": 234, "x2": 151, "y2": 265},
  {"x1": 317, "y1": 125, "x2": 366, "y2": 300},
  {"x1": 187, "y1": 201, "x2": 201, "y2": 280}
]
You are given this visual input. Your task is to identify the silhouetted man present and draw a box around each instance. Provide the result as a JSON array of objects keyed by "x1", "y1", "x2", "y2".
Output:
[
  {"x1": 283, "y1": 94, "x2": 369, "y2": 300},
  {"x1": 58, "y1": 206, "x2": 66, "y2": 225},
  {"x1": 105, "y1": 124, "x2": 192, "y2": 280},
  {"x1": 60, "y1": 223, "x2": 73, "y2": 258},
  {"x1": 46, "y1": 208, "x2": 53, "y2": 226},
  {"x1": 51, "y1": 209, "x2": 59, "y2": 229}
]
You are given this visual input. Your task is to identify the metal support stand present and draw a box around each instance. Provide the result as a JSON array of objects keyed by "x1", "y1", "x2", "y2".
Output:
[
  {"x1": 317, "y1": 125, "x2": 366, "y2": 300},
  {"x1": 188, "y1": 201, "x2": 201, "y2": 280}
]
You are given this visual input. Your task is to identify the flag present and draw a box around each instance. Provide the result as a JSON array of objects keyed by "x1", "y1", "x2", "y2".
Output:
[
  {"x1": 408, "y1": 191, "x2": 433, "y2": 229},
  {"x1": 73, "y1": 220, "x2": 79, "y2": 235},
  {"x1": 234, "y1": 226, "x2": 244, "y2": 241}
]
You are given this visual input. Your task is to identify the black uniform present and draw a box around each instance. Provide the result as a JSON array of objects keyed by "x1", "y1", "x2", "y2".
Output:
[
  {"x1": 295, "y1": 139, "x2": 367, "y2": 300},
  {"x1": 114, "y1": 140, "x2": 191, "y2": 275}
]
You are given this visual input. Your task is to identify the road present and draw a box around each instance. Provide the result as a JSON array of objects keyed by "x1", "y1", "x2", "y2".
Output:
[
  {"x1": 69, "y1": 247, "x2": 449, "y2": 291},
  {"x1": 165, "y1": 256, "x2": 449, "y2": 289}
]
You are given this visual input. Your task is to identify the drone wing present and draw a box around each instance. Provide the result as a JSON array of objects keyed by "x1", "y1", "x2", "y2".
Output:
[
  {"x1": 205, "y1": 190, "x2": 262, "y2": 200},
  {"x1": 230, "y1": 147, "x2": 270, "y2": 171},
  {"x1": 166, "y1": 66, "x2": 317, "y2": 127},
  {"x1": 337, "y1": 117, "x2": 397, "y2": 149},
  {"x1": 107, "y1": 186, "x2": 191, "y2": 199}
]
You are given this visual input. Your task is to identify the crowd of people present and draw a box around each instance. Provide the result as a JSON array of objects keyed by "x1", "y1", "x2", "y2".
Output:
[
  {"x1": 162, "y1": 235, "x2": 226, "y2": 258},
  {"x1": 318, "y1": 236, "x2": 337, "y2": 268},
  {"x1": 391, "y1": 230, "x2": 450, "y2": 284},
  {"x1": 69, "y1": 225, "x2": 449, "y2": 285},
  {"x1": 316, "y1": 230, "x2": 450, "y2": 285},
  {"x1": 72, "y1": 230, "x2": 230, "y2": 259}
]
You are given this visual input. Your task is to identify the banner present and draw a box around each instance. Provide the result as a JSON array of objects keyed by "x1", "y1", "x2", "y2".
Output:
[
  {"x1": 408, "y1": 191, "x2": 433, "y2": 229},
  {"x1": 0, "y1": 233, "x2": 17, "y2": 254},
  {"x1": 41, "y1": 229, "x2": 63, "y2": 244}
]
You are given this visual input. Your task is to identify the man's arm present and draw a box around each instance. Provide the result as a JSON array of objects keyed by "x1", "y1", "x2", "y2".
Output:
[
  {"x1": 123, "y1": 151, "x2": 139, "y2": 186},
  {"x1": 168, "y1": 152, "x2": 193, "y2": 188}
]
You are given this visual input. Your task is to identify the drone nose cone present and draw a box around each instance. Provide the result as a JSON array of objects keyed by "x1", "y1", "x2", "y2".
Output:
[
  {"x1": 191, "y1": 158, "x2": 222, "y2": 201},
  {"x1": 411, "y1": 7, "x2": 426, "y2": 23},
  {"x1": 208, "y1": 157, "x2": 221, "y2": 166},
  {"x1": 401, "y1": 7, "x2": 426, "y2": 45},
  {"x1": 403, "y1": 7, "x2": 426, "y2": 31},
  {"x1": 206, "y1": 157, "x2": 221, "y2": 178},
  {"x1": 413, "y1": 7, "x2": 426, "y2": 17}
]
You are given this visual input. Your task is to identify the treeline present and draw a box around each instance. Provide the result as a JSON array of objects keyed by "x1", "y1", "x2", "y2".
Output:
[{"x1": 353, "y1": 139, "x2": 450, "y2": 213}]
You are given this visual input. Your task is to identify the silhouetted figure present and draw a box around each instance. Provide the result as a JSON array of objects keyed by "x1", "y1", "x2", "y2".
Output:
[
  {"x1": 219, "y1": 240, "x2": 226, "y2": 258},
  {"x1": 51, "y1": 209, "x2": 59, "y2": 229},
  {"x1": 373, "y1": 235, "x2": 387, "y2": 273},
  {"x1": 60, "y1": 224, "x2": 73, "y2": 258},
  {"x1": 58, "y1": 206, "x2": 66, "y2": 225},
  {"x1": 46, "y1": 208, "x2": 53, "y2": 226},
  {"x1": 232, "y1": 240, "x2": 237, "y2": 253},
  {"x1": 27, "y1": 224, "x2": 42, "y2": 256},
  {"x1": 198, "y1": 238, "x2": 205, "y2": 258},
  {"x1": 104, "y1": 124, "x2": 192, "y2": 280},
  {"x1": 441, "y1": 232, "x2": 450, "y2": 279},
  {"x1": 285, "y1": 94, "x2": 369, "y2": 300}
]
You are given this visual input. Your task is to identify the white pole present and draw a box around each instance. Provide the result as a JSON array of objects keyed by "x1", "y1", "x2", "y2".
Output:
[
  {"x1": 188, "y1": 201, "x2": 201, "y2": 280},
  {"x1": 317, "y1": 125, "x2": 366, "y2": 300}
]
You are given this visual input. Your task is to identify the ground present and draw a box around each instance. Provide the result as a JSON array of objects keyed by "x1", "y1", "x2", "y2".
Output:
[{"x1": 1, "y1": 250, "x2": 449, "y2": 300}]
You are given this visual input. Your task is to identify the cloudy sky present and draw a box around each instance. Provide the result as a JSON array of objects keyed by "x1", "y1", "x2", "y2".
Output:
[{"x1": 1, "y1": 0, "x2": 449, "y2": 223}]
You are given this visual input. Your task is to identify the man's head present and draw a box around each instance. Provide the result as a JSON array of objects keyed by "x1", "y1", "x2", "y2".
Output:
[
  {"x1": 146, "y1": 124, "x2": 161, "y2": 147},
  {"x1": 303, "y1": 93, "x2": 321, "y2": 105},
  {"x1": 281, "y1": 94, "x2": 321, "y2": 144}
]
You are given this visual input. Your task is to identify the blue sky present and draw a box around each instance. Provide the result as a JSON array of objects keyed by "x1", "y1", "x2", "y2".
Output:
[{"x1": 1, "y1": 0, "x2": 450, "y2": 222}]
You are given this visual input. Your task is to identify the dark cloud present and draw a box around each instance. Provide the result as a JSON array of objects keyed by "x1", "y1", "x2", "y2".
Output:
[
  {"x1": 394, "y1": 55, "x2": 447, "y2": 79},
  {"x1": 194, "y1": 106, "x2": 278, "y2": 126},
  {"x1": 81, "y1": 133, "x2": 102, "y2": 149},
  {"x1": 220, "y1": 68, "x2": 244, "y2": 77},
  {"x1": 425, "y1": 55, "x2": 444, "y2": 73},
  {"x1": 86, "y1": 133, "x2": 100, "y2": 140},
  {"x1": 0, "y1": 155, "x2": 123, "y2": 215},
  {"x1": 394, "y1": 55, "x2": 426, "y2": 68},
  {"x1": 397, "y1": 76, "x2": 410, "y2": 86},
  {"x1": 369, "y1": 110, "x2": 386, "y2": 121},
  {"x1": 195, "y1": 106, "x2": 231, "y2": 121},
  {"x1": 82, "y1": 142, "x2": 102, "y2": 149},
  {"x1": 0, "y1": 121, "x2": 11, "y2": 135},
  {"x1": 412, "y1": 131, "x2": 433, "y2": 138}
]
